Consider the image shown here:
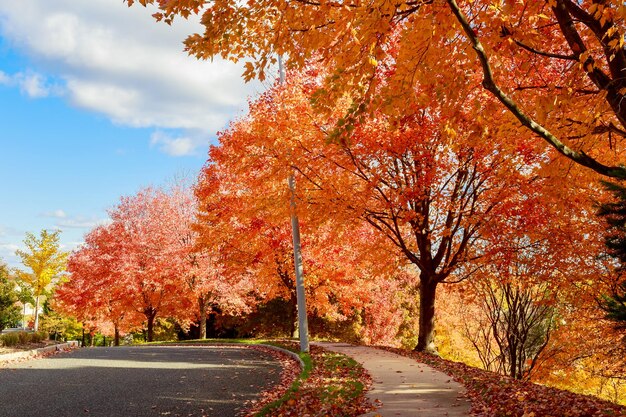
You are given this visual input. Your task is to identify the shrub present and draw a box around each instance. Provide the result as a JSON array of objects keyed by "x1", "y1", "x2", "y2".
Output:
[
  {"x1": 30, "y1": 331, "x2": 46, "y2": 343},
  {"x1": 1, "y1": 333, "x2": 20, "y2": 347},
  {"x1": 18, "y1": 331, "x2": 30, "y2": 344}
]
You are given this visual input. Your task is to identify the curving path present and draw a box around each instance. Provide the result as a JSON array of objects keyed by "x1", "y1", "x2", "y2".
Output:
[
  {"x1": 0, "y1": 345, "x2": 283, "y2": 417},
  {"x1": 315, "y1": 342, "x2": 471, "y2": 417}
]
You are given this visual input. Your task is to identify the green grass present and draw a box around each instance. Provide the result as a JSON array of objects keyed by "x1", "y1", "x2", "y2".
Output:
[
  {"x1": 254, "y1": 348, "x2": 312, "y2": 417},
  {"x1": 317, "y1": 352, "x2": 366, "y2": 404}
]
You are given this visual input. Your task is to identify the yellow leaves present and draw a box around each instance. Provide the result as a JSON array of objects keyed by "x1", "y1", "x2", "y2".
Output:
[
  {"x1": 243, "y1": 61, "x2": 256, "y2": 82},
  {"x1": 606, "y1": 36, "x2": 624, "y2": 52},
  {"x1": 488, "y1": 3, "x2": 501, "y2": 13},
  {"x1": 443, "y1": 123, "x2": 457, "y2": 142},
  {"x1": 604, "y1": 26, "x2": 618, "y2": 40},
  {"x1": 576, "y1": 51, "x2": 600, "y2": 74}
]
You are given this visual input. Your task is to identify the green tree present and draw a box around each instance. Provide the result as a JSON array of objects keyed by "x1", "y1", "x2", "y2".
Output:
[
  {"x1": 597, "y1": 182, "x2": 626, "y2": 329},
  {"x1": 15, "y1": 230, "x2": 68, "y2": 331},
  {"x1": 600, "y1": 282, "x2": 626, "y2": 329},
  {"x1": 0, "y1": 262, "x2": 21, "y2": 332},
  {"x1": 40, "y1": 298, "x2": 82, "y2": 341},
  {"x1": 15, "y1": 285, "x2": 34, "y2": 330}
]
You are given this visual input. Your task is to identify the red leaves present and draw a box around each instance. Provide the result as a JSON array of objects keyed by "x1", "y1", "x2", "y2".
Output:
[
  {"x1": 242, "y1": 345, "x2": 301, "y2": 416},
  {"x1": 245, "y1": 343, "x2": 374, "y2": 417},
  {"x1": 382, "y1": 347, "x2": 626, "y2": 417}
]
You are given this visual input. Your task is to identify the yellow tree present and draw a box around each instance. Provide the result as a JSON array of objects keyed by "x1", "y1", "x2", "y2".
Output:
[{"x1": 15, "y1": 230, "x2": 68, "y2": 331}]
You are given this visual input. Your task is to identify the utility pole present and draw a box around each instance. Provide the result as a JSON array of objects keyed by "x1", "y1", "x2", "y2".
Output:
[{"x1": 279, "y1": 55, "x2": 310, "y2": 353}]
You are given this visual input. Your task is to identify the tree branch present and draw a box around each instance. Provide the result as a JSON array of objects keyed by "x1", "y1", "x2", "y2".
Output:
[{"x1": 446, "y1": 0, "x2": 626, "y2": 179}]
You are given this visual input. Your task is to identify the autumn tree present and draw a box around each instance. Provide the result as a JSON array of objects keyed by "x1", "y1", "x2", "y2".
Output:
[
  {"x1": 194, "y1": 166, "x2": 377, "y2": 338},
  {"x1": 194, "y1": 94, "x2": 400, "y2": 339},
  {"x1": 465, "y1": 280, "x2": 556, "y2": 380},
  {"x1": 14, "y1": 230, "x2": 68, "y2": 332},
  {"x1": 214, "y1": 65, "x2": 557, "y2": 352},
  {"x1": 459, "y1": 177, "x2": 574, "y2": 379},
  {"x1": 166, "y1": 183, "x2": 251, "y2": 340},
  {"x1": 57, "y1": 223, "x2": 141, "y2": 346},
  {"x1": 106, "y1": 187, "x2": 196, "y2": 342},
  {"x1": 57, "y1": 183, "x2": 243, "y2": 343},
  {"x1": 127, "y1": 0, "x2": 626, "y2": 178}
]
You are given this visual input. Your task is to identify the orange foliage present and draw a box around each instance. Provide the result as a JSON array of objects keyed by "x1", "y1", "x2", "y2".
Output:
[{"x1": 128, "y1": 0, "x2": 626, "y2": 177}]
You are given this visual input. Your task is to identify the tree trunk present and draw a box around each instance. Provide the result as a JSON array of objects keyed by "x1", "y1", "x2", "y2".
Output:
[
  {"x1": 509, "y1": 340, "x2": 518, "y2": 380},
  {"x1": 114, "y1": 325, "x2": 120, "y2": 346},
  {"x1": 415, "y1": 278, "x2": 438, "y2": 354},
  {"x1": 145, "y1": 307, "x2": 157, "y2": 342},
  {"x1": 290, "y1": 296, "x2": 298, "y2": 338},
  {"x1": 199, "y1": 296, "x2": 207, "y2": 340},
  {"x1": 33, "y1": 295, "x2": 40, "y2": 332}
]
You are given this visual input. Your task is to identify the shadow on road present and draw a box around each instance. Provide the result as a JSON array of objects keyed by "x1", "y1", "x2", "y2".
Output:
[{"x1": 0, "y1": 346, "x2": 282, "y2": 417}]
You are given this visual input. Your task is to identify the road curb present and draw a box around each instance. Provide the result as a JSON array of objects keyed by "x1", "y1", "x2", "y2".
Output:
[
  {"x1": 0, "y1": 341, "x2": 79, "y2": 363},
  {"x1": 257, "y1": 343, "x2": 305, "y2": 369}
]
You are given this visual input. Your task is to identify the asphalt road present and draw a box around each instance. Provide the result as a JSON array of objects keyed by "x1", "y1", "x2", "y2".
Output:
[{"x1": 0, "y1": 345, "x2": 284, "y2": 417}]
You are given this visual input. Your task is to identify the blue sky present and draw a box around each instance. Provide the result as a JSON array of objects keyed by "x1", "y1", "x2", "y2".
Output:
[{"x1": 0, "y1": 1, "x2": 266, "y2": 267}]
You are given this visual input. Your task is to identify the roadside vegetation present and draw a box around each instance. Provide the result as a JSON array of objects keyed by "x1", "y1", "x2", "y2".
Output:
[
  {"x1": 0, "y1": 330, "x2": 57, "y2": 355},
  {"x1": 251, "y1": 342, "x2": 372, "y2": 417},
  {"x1": 385, "y1": 347, "x2": 626, "y2": 417},
  {"x1": 0, "y1": 331, "x2": 46, "y2": 347}
]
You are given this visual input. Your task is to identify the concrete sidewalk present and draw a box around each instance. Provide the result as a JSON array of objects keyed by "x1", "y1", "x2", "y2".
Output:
[{"x1": 315, "y1": 342, "x2": 470, "y2": 417}]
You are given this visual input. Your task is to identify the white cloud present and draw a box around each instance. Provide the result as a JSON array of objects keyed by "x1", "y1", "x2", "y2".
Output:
[
  {"x1": 55, "y1": 216, "x2": 109, "y2": 230},
  {"x1": 41, "y1": 209, "x2": 67, "y2": 219},
  {"x1": 40, "y1": 209, "x2": 110, "y2": 230},
  {"x1": 150, "y1": 130, "x2": 211, "y2": 156},
  {"x1": 0, "y1": 69, "x2": 62, "y2": 98},
  {"x1": 0, "y1": 226, "x2": 23, "y2": 239},
  {"x1": 0, "y1": 243, "x2": 20, "y2": 253},
  {"x1": 17, "y1": 71, "x2": 50, "y2": 97},
  {"x1": 0, "y1": 0, "x2": 268, "y2": 155},
  {"x1": 0, "y1": 243, "x2": 21, "y2": 268},
  {"x1": 0, "y1": 70, "x2": 10, "y2": 85}
]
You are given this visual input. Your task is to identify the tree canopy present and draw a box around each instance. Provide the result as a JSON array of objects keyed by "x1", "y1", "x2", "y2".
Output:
[
  {"x1": 14, "y1": 230, "x2": 67, "y2": 332},
  {"x1": 127, "y1": 0, "x2": 626, "y2": 178}
]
